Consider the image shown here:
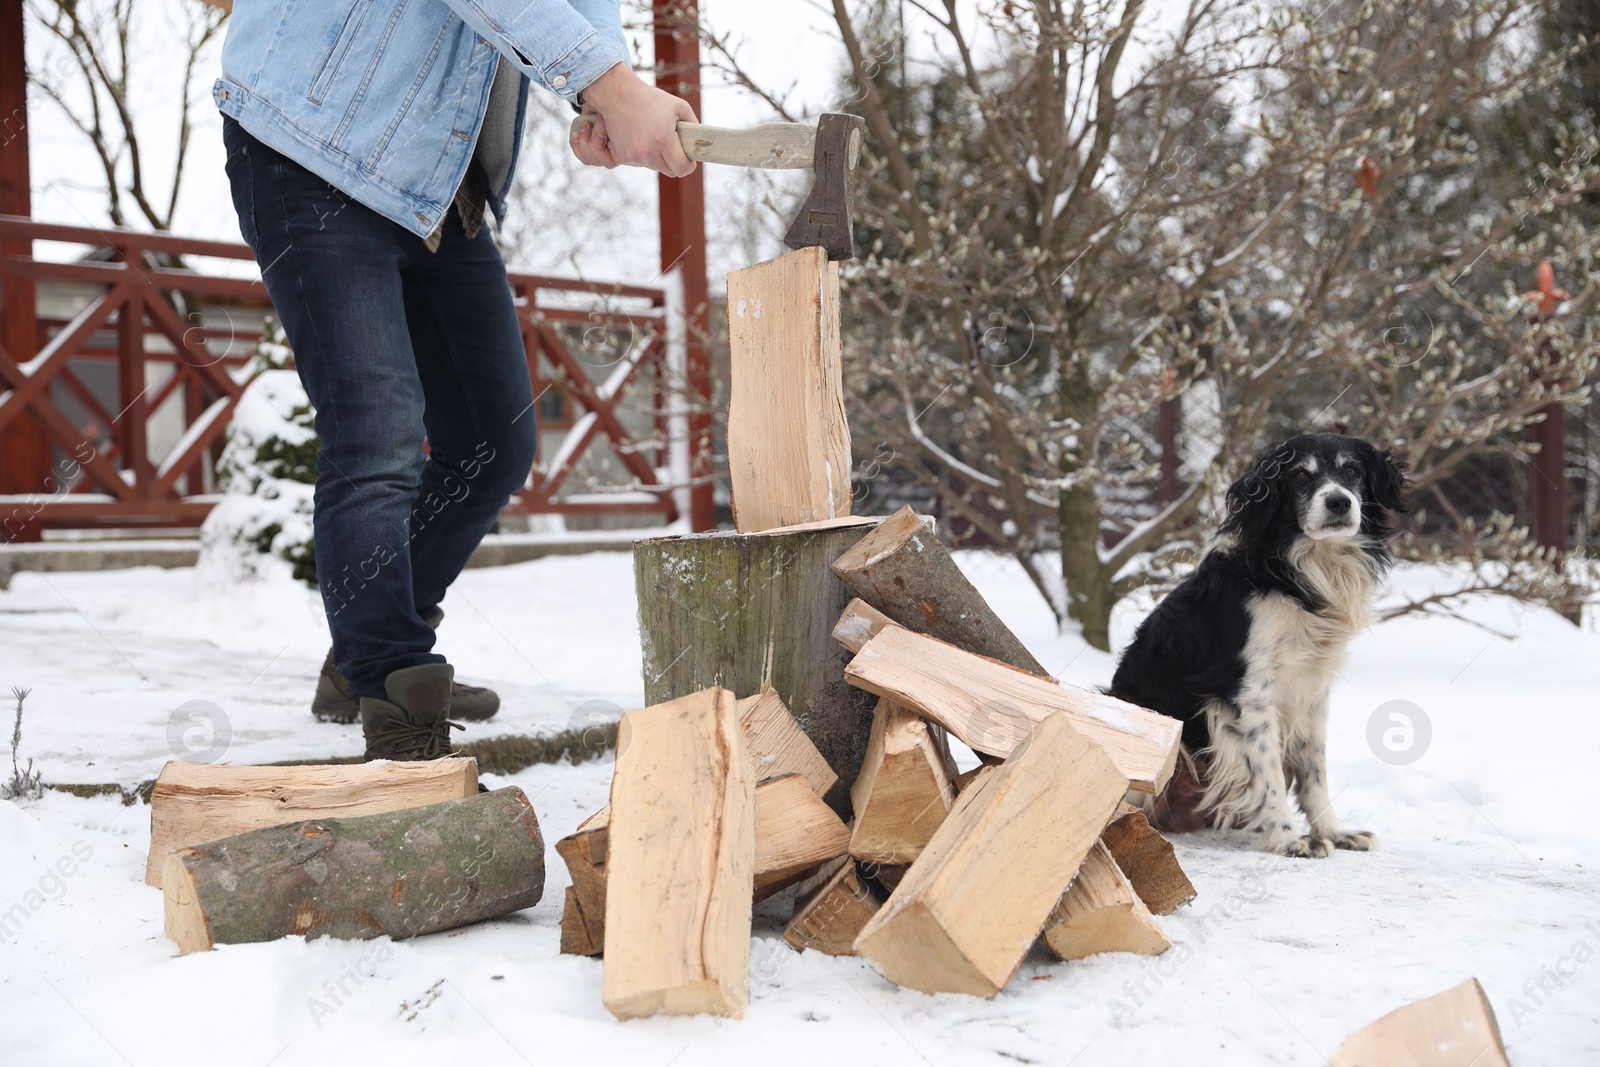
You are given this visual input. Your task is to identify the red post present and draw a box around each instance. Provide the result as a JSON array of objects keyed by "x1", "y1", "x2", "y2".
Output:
[
  {"x1": 1156, "y1": 397, "x2": 1181, "y2": 505},
  {"x1": 1524, "y1": 263, "x2": 1570, "y2": 554},
  {"x1": 653, "y1": 0, "x2": 716, "y2": 531},
  {"x1": 0, "y1": 0, "x2": 50, "y2": 537},
  {"x1": 1530, "y1": 395, "x2": 1568, "y2": 553}
]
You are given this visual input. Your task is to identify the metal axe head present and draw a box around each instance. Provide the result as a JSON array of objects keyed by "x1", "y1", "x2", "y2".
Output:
[{"x1": 784, "y1": 114, "x2": 865, "y2": 262}]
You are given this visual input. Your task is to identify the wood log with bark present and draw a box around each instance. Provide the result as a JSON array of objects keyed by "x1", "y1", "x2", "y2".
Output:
[
  {"x1": 831, "y1": 506, "x2": 1047, "y2": 674},
  {"x1": 634, "y1": 517, "x2": 882, "y2": 812},
  {"x1": 146, "y1": 757, "x2": 479, "y2": 887},
  {"x1": 163, "y1": 786, "x2": 542, "y2": 954},
  {"x1": 602, "y1": 687, "x2": 755, "y2": 1019},
  {"x1": 852, "y1": 714, "x2": 1126, "y2": 996}
]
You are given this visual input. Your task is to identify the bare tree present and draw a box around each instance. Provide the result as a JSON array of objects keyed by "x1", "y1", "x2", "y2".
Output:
[
  {"x1": 706, "y1": 0, "x2": 1599, "y2": 648},
  {"x1": 28, "y1": 0, "x2": 227, "y2": 230}
]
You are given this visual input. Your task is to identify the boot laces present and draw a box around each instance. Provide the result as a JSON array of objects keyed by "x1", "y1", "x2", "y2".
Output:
[{"x1": 373, "y1": 715, "x2": 463, "y2": 759}]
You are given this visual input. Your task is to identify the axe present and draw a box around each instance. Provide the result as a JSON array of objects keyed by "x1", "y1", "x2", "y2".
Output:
[{"x1": 570, "y1": 112, "x2": 866, "y2": 261}]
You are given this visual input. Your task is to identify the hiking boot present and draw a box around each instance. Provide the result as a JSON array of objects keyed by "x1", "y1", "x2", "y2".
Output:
[
  {"x1": 361, "y1": 663, "x2": 462, "y2": 761},
  {"x1": 312, "y1": 608, "x2": 501, "y2": 723}
]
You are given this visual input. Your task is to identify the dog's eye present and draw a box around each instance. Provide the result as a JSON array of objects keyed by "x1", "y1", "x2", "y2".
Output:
[
  {"x1": 1342, "y1": 464, "x2": 1358, "y2": 478},
  {"x1": 1293, "y1": 470, "x2": 1310, "y2": 482}
]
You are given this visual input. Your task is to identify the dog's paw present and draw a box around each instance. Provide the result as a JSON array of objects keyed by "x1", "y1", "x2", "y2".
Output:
[
  {"x1": 1278, "y1": 834, "x2": 1333, "y2": 859},
  {"x1": 1332, "y1": 830, "x2": 1377, "y2": 851}
]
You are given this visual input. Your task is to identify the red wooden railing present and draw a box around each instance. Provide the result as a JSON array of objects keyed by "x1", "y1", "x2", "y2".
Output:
[{"x1": 0, "y1": 215, "x2": 677, "y2": 539}]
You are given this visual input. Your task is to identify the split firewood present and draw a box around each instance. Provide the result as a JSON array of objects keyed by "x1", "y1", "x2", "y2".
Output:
[
  {"x1": 784, "y1": 857, "x2": 881, "y2": 955},
  {"x1": 726, "y1": 246, "x2": 851, "y2": 532},
  {"x1": 853, "y1": 714, "x2": 1126, "y2": 997},
  {"x1": 831, "y1": 506, "x2": 1047, "y2": 675},
  {"x1": 146, "y1": 757, "x2": 478, "y2": 887},
  {"x1": 862, "y1": 862, "x2": 908, "y2": 894},
  {"x1": 843, "y1": 622, "x2": 1182, "y2": 794},
  {"x1": 1100, "y1": 804, "x2": 1196, "y2": 915},
  {"x1": 1330, "y1": 978, "x2": 1510, "y2": 1067},
  {"x1": 1040, "y1": 841, "x2": 1170, "y2": 962},
  {"x1": 737, "y1": 688, "x2": 838, "y2": 798},
  {"x1": 602, "y1": 687, "x2": 755, "y2": 1020},
  {"x1": 953, "y1": 765, "x2": 990, "y2": 795},
  {"x1": 560, "y1": 769, "x2": 851, "y2": 956},
  {"x1": 634, "y1": 517, "x2": 881, "y2": 812},
  {"x1": 753, "y1": 773, "x2": 852, "y2": 900},
  {"x1": 831, "y1": 597, "x2": 896, "y2": 654},
  {"x1": 556, "y1": 806, "x2": 612, "y2": 957},
  {"x1": 163, "y1": 787, "x2": 543, "y2": 955},
  {"x1": 849, "y1": 699, "x2": 957, "y2": 864}
]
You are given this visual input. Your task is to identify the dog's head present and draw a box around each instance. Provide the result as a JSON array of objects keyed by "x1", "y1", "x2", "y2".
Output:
[{"x1": 1222, "y1": 433, "x2": 1408, "y2": 547}]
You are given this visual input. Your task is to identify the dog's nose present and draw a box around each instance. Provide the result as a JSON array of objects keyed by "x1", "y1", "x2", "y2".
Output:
[{"x1": 1325, "y1": 493, "x2": 1351, "y2": 515}]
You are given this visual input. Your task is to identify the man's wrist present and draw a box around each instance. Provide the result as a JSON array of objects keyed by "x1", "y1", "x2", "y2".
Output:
[{"x1": 577, "y1": 62, "x2": 633, "y2": 111}]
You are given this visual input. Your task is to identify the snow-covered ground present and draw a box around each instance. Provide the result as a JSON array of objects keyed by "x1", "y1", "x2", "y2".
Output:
[{"x1": 1, "y1": 551, "x2": 1597, "y2": 1065}]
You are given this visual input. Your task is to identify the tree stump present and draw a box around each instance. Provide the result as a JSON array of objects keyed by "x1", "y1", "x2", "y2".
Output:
[
  {"x1": 634, "y1": 516, "x2": 881, "y2": 814},
  {"x1": 163, "y1": 787, "x2": 544, "y2": 954}
]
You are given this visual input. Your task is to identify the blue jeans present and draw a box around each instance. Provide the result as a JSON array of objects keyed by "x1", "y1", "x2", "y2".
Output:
[{"x1": 222, "y1": 116, "x2": 537, "y2": 700}]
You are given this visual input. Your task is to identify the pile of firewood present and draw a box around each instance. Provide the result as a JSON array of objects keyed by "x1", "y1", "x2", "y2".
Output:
[{"x1": 562, "y1": 502, "x2": 1197, "y2": 1018}]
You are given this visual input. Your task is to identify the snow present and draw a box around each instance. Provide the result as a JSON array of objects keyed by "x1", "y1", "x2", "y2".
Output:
[{"x1": 3, "y1": 551, "x2": 1599, "y2": 1064}]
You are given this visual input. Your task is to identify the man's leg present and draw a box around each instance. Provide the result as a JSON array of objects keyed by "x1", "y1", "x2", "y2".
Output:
[
  {"x1": 221, "y1": 118, "x2": 442, "y2": 706},
  {"x1": 400, "y1": 212, "x2": 539, "y2": 635}
]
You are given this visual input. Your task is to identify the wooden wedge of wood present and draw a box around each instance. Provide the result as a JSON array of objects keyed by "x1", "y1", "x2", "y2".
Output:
[
  {"x1": 849, "y1": 698, "x2": 957, "y2": 864},
  {"x1": 163, "y1": 786, "x2": 542, "y2": 954},
  {"x1": 1040, "y1": 841, "x2": 1170, "y2": 961},
  {"x1": 853, "y1": 713, "x2": 1128, "y2": 997},
  {"x1": 146, "y1": 757, "x2": 479, "y2": 887},
  {"x1": 1100, "y1": 804, "x2": 1197, "y2": 915},
  {"x1": 831, "y1": 506, "x2": 1047, "y2": 675},
  {"x1": 1330, "y1": 978, "x2": 1511, "y2": 1067},
  {"x1": 784, "y1": 857, "x2": 880, "y2": 955},
  {"x1": 841, "y1": 617, "x2": 1182, "y2": 794}
]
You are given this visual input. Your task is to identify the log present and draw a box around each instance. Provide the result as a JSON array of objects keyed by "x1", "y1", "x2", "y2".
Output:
[
  {"x1": 1330, "y1": 978, "x2": 1510, "y2": 1067},
  {"x1": 1040, "y1": 841, "x2": 1170, "y2": 961},
  {"x1": 726, "y1": 246, "x2": 850, "y2": 532},
  {"x1": 853, "y1": 713, "x2": 1126, "y2": 997},
  {"x1": 163, "y1": 787, "x2": 542, "y2": 955},
  {"x1": 784, "y1": 857, "x2": 881, "y2": 955},
  {"x1": 634, "y1": 517, "x2": 882, "y2": 814},
  {"x1": 831, "y1": 506, "x2": 1047, "y2": 675},
  {"x1": 1100, "y1": 804, "x2": 1196, "y2": 915},
  {"x1": 738, "y1": 688, "x2": 838, "y2": 797},
  {"x1": 146, "y1": 757, "x2": 478, "y2": 887},
  {"x1": 844, "y1": 622, "x2": 1182, "y2": 794},
  {"x1": 753, "y1": 773, "x2": 853, "y2": 900},
  {"x1": 602, "y1": 687, "x2": 755, "y2": 1020},
  {"x1": 849, "y1": 699, "x2": 957, "y2": 864}
]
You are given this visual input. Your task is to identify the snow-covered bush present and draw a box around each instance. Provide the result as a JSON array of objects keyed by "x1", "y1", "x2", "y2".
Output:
[{"x1": 196, "y1": 321, "x2": 319, "y2": 587}]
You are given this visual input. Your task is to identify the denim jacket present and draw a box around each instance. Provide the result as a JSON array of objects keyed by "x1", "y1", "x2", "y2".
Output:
[{"x1": 213, "y1": 0, "x2": 628, "y2": 238}]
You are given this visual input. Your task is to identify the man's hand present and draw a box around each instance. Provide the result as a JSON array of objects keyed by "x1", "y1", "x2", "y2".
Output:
[{"x1": 570, "y1": 63, "x2": 697, "y2": 177}]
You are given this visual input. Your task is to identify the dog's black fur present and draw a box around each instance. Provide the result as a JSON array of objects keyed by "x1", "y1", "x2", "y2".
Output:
[{"x1": 1111, "y1": 433, "x2": 1407, "y2": 857}]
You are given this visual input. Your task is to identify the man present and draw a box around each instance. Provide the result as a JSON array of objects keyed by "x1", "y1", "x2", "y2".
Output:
[{"x1": 215, "y1": 0, "x2": 694, "y2": 760}]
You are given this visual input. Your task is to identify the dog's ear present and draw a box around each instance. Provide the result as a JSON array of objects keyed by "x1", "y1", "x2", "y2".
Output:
[
  {"x1": 1221, "y1": 447, "x2": 1289, "y2": 543},
  {"x1": 1362, "y1": 443, "x2": 1410, "y2": 514}
]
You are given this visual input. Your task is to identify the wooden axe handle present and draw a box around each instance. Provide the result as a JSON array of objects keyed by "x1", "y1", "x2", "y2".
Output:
[{"x1": 569, "y1": 117, "x2": 860, "y2": 171}]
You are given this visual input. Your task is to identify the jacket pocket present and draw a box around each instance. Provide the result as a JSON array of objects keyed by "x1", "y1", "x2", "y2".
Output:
[{"x1": 307, "y1": 1, "x2": 373, "y2": 105}]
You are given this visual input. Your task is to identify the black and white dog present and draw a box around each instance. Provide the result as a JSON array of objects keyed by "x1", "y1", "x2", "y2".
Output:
[{"x1": 1111, "y1": 433, "x2": 1407, "y2": 858}]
